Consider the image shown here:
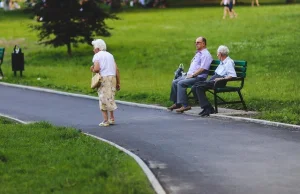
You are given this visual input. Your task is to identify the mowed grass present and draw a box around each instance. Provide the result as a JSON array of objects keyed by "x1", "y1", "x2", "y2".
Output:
[
  {"x1": 0, "y1": 117, "x2": 154, "y2": 194},
  {"x1": 0, "y1": 5, "x2": 299, "y2": 124}
]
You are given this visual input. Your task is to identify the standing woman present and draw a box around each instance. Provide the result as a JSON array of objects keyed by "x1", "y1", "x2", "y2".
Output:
[{"x1": 90, "y1": 39, "x2": 120, "y2": 127}]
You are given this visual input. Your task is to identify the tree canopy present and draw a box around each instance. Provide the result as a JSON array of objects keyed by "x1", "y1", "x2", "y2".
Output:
[{"x1": 30, "y1": 0, "x2": 117, "y2": 55}]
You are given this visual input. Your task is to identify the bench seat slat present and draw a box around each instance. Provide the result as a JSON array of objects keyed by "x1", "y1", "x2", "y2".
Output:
[{"x1": 215, "y1": 87, "x2": 241, "y2": 92}]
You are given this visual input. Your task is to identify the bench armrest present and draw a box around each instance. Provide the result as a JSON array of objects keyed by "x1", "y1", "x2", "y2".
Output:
[{"x1": 214, "y1": 77, "x2": 244, "y2": 89}]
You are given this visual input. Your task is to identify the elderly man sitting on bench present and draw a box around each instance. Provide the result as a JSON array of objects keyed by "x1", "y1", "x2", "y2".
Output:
[
  {"x1": 167, "y1": 36, "x2": 213, "y2": 113},
  {"x1": 195, "y1": 45, "x2": 237, "y2": 117}
]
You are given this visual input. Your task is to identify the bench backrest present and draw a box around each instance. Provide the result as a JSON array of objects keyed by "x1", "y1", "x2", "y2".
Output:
[
  {"x1": 208, "y1": 59, "x2": 247, "y2": 78},
  {"x1": 0, "y1": 48, "x2": 5, "y2": 64}
]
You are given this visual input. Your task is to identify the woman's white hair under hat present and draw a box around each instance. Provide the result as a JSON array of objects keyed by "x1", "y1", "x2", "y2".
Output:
[{"x1": 92, "y1": 39, "x2": 107, "y2": 51}]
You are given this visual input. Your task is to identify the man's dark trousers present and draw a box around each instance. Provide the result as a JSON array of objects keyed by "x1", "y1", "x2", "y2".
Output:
[{"x1": 195, "y1": 74, "x2": 223, "y2": 108}]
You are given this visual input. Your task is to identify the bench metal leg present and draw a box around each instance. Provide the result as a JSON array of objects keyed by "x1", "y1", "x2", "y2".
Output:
[
  {"x1": 208, "y1": 90, "x2": 226, "y2": 103},
  {"x1": 214, "y1": 92, "x2": 218, "y2": 113},
  {"x1": 0, "y1": 67, "x2": 3, "y2": 77},
  {"x1": 237, "y1": 90, "x2": 247, "y2": 111}
]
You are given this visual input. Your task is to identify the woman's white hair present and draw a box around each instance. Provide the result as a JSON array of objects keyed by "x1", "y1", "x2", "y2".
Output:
[
  {"x1": 217, "y1": 45, "x2": 229, "y2": 56},
  {"x1": 91, "y1": 39, "x2": 107, "y2": 51}
]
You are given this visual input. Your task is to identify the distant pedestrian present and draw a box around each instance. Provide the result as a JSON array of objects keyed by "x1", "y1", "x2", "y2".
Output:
[
  {"x1": 228, "y1": 0, "x2": 238, "y2": 18},
  {"x1": 90, "y1": 39, "x2": 120, "y2": 127},
  {"x1": 220, "y1": 0, "x2": 231, "y2": 19},
  {"x1": 251, "y1": 0, "x2": 260, "y2": 6},
  {"x1": 221, "y1": 0, "x2": 237, "y2": 19},
  {"x1": 3, "y1": 0, "x2": 10, "y2": 10}
]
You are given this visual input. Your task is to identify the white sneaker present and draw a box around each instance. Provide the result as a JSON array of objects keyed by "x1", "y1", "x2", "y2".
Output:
[
  {"x1": 108, "y1": 119, "x2": 115, "y2": 125},
  {"x1": 99, "y1": 121, "x2": 109, "y2": 127}
]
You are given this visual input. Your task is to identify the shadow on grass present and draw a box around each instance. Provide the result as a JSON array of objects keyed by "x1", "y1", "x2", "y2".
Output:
[{"x1": 0, "y1": 9, "x2": 33, "y2": 21}]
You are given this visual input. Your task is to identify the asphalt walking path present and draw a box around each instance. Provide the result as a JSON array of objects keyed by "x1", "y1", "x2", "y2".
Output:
[{"x1": 1, "y1": 83, "x2": 300, "y2": 194}]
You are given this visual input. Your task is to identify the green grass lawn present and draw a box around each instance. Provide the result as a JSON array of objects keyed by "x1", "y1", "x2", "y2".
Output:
[
  {"x1": 0, "y1": 117, "x2": 154, "y2": 194},
  {"x1": 0, "y1": 5, "x2": 299, "y2": 125}
]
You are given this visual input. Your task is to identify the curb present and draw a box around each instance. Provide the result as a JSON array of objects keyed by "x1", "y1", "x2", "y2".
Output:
[
  {"x1": 0, "y1": 113, "x2": 166, "y2": 194},
  {"x1": 210, "y1": 114, "x2": 300, "y2": 130},
  {"x1": 85, "y1": 134, "x2": 166, "y2": 194},
  {"x1": 0, "y1": 113, "x2": 29, "y2": 124},
  {"x1": 0, "y1": 82, "x2": 299, "y2": 130}
]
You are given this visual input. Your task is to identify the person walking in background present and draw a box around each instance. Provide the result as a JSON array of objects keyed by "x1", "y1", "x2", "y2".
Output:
[
  {"x1": 220, "y1": 0, "x2": 231, "y2": 19},
  {"x1": 90, "y1": 39, "x2": 120, "y2": 127},
  {"x1": 229, "y1": 0, "x2": 238, "y2": 18},
  {"x1": 251, "y1": 0, "x2": 260, "y2": 6},
  {"x1": 194, "y1": 45, "x2": 236, "y2": 117},
  {"x1": 167, "y1": 36, "x2": 213, "y2": 113},
  {"x1": 3, "y1": 0, "x2": 10, "y2": 10},
  {"x1": 221, "y1": 0, "x2": 237, "y2": 19}
]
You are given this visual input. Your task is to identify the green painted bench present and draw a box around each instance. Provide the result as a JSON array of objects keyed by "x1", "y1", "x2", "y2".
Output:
[
  {"x1": 188, "y1": 59, "x2": 248, "y2": 113},
  {"x1": 0, "y1": 48, "x2": 5, "y2": 78}
]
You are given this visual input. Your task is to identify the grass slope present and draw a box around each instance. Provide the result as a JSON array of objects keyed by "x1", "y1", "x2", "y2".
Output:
[{"x1": 0, "y1": 5, "x2": 299, "y2": 124}]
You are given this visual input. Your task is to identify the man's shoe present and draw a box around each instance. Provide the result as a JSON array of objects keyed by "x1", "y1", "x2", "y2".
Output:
[
  {"x1": 176, "y1": 106, "x2": 192, "y2": 113},
  {"x1": 167, "y1": 104, "x2": 180, "y2": 111},
  {"x1": 198, "y1": 109, "x2": 206, "y2": 115},
  {"x1": 208, "y1": 107, "x2": 215, "y2": 114},
  {"x1": 199, "y1": 106, "x2": 215, "y2": 117},
  {"x1": 200, "y1": 109, "x2": 211, "y2": 117}
]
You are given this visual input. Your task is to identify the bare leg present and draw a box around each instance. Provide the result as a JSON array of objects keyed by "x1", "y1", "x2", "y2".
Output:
[
  {"x1": 231, "y1": 9, "x2": 238, "y2": 17},
  {"x1": 223, "y1": 7, "x2": 229, "y2": 19},
  {"x1": 101, "y1": 110, "x2": 109, "y2": 122},
  {"x1": 256, "y1": 0, "x2": 260, "y2": 6},
  {"x1": 109, "y1": 111, "x2": 115, "y2": 121}
]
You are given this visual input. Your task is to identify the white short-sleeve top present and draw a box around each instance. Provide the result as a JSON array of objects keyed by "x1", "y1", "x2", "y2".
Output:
[
  {"x1": 92, "y1": 51, "x2": 116, "y2": 76},
  {"x1": 215, "y1": 56, "x2": 237, "y2": 77}
]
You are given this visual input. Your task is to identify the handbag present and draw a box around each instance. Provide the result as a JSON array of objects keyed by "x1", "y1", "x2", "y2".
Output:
[{"x1": 91, "y1": 73, "x2": 102, "y2": 89}]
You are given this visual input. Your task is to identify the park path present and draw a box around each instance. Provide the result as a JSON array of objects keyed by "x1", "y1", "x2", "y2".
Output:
[{"x1": 1, "y1": 84, "x2": 300, "y2": 194}]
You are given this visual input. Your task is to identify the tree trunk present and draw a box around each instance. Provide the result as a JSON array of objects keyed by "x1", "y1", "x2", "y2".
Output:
[{"x1": 67, "y1": 42, "x2": 72, "y2": 56}]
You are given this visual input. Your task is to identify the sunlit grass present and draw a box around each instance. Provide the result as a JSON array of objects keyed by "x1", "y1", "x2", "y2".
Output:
[
  {"x1": 0, "y1": 5, "x2": 299, "y2": 124},
  {"x1": 0, "y1": 118, "x2": 154, "y2": 194}
]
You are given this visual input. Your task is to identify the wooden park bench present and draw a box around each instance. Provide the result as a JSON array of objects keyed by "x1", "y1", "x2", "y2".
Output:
[
  {"x1": 0, "y1": 48, "x2": 5, "y2": 78},
  {"x1": 188, "y1": 59, "x2": 248, "y2": 113}
]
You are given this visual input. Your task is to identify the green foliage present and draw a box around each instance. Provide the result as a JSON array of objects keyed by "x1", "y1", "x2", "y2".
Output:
[
  {"x1": 0, "y1": 121, "x2": 154, "y2": 193},
  {"x1": 29, "y1": 0, "x2": 117, "y2": 55},
  {"x1": 0, "y1": 5, "x2": 299, "y2": 125},
  {"x1": 0, "y1": 117, "x2": 15, "y2": 124}
]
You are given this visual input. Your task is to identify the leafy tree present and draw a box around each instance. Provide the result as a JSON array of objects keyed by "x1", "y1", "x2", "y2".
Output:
[
  {"x1": 110, "y1": 0, "x2": 121, "y2": 12},
  {"x1": 30, "y1": 0, "x2": 117, "y2": 56}
]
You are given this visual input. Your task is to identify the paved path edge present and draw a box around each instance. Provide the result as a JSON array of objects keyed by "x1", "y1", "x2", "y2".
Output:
[
  {"x1": 0, "y1": 82, "x2": 299, "y2": 130},
  {"x1": 85, "y1": 133, "x2": 166, "y2": 194},
  {"x1": 0, "y1": 112, "x2": 166, "y2": 194}
]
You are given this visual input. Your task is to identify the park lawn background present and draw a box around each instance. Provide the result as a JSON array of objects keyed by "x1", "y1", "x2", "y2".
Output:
[
  {"x1": 0, "y1": 5, "x2": 299, "y2": 125},
  {"x1": 0, "y1": 117, "x2": 154, "y2": 194}
]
